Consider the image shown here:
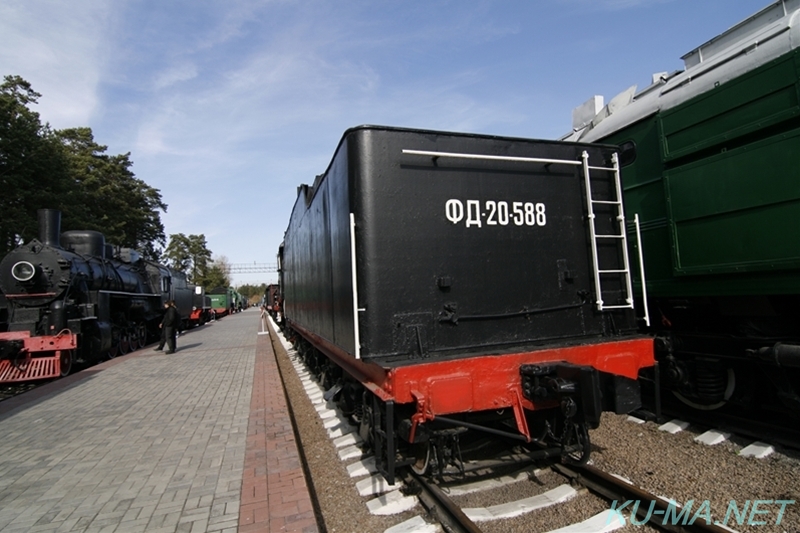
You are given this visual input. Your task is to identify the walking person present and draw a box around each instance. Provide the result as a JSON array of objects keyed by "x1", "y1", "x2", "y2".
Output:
[{"x1": 154, "y1": 300, "x2": 180, "y2": 354}]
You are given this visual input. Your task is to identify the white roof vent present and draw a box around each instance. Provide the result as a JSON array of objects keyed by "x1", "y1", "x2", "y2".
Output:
[
  {"x1": 571, "y1": 95, "x2": 604, "y2": 131},
  {"x1": 591, "y1": 85, "x2": 637, "y2": 128},
  {"x1": 651, "y1": 71, "x2": 669, "y2": 84}
]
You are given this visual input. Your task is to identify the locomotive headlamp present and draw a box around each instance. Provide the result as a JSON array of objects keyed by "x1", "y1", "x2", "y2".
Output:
[{"x1": 11, "y1": 261, "x2": 37, "y2": 282}]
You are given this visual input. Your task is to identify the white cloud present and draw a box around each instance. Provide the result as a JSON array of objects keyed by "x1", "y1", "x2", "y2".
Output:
[
  {"x1": 153, "y1": 63, "x2": 199, "y2": 90},
  {"x1": 0, "y1": 0, "x2": 113, "y2": 128},
  {"x1": 128, "y1": 1, "x2": 526, "y2": 163}
]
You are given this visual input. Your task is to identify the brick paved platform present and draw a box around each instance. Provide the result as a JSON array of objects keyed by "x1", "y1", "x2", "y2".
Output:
[{"x1": 0, "y1": 309, "x2": 319, "y2": 533}]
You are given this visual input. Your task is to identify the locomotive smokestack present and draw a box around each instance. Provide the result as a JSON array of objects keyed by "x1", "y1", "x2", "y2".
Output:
[{"x1": 38, "y1": 209, "x2": 61, "y2": 248}]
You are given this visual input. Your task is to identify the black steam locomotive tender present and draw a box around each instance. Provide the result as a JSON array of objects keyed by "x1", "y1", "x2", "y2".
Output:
[{"x1": 280, "y1": 125, "x2": 655, "y2": 482}]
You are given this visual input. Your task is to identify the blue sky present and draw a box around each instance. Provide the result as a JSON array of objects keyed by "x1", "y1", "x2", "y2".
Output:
[{"x1": 1, "y1": 0, "x2": 770, "y2": 285}]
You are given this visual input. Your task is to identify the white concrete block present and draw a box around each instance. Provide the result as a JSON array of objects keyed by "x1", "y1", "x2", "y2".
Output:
[
  {"x1": 328, "y1": 424, "x2": 357, "y2": 440},
  {"x1": 445, "y1": 467, "x2": 539, "y2": 496},
  {"x1": 740, "y1": 441, "x2": 775, "y2": 458},
  {"x1": 366, "y1": 489, "x2": 418, "y2": 516},
  {"x1": 314, "y1": 401, "x2": 336, "y2": 414},
  {"x1": 658, "y1": 419, "x2": 690, "y2": 434},
  {"x1": 357, "y1": 473, "x2": 402, "y2": 496},
  {"x1": 323, "y1": 415, "x2": 348, "y2": 429},
  {"x1": 338, "y1": 444, "x2": 363, "y2": 461},
  {"x1": 347, "y1": 456, "x2": 377, "y2": 478},
  {"x1": 543, "y1": 509, "x2": 625, "y2": 533},
  {"x1": 694, "y1": 430, "x2": 731, "y2": 446},
  {"x1": 463, "y1": 484, "x2": 577, "y2": 522},
  {"x1": 383, "y1": 515, "x2": 439, "y2": 533},
  {"x1": 316, "y1": 407, "x2": 339, "y2": 420}
]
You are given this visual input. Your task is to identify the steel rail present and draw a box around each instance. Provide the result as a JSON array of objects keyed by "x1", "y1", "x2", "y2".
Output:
[
  {"x1": 405, "y1": 470, "x2": 484, "y2": 533},
  {"x1": 553, "y1": 463, "x2": 734, "y2": 533}
]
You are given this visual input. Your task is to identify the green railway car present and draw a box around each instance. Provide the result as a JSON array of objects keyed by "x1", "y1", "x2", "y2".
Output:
[
  {"x1": 566, "y1": 0, "x2": 800, "y2": 438},
  {"x1": 232, "y1": 290, "x2": 246, "y2": 312},
  {"x1": 208, "y1": 287, "x2": 236, "y2": 318}
]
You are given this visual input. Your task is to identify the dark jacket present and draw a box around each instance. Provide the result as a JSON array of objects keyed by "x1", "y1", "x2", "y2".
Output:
[{"x1": 162, "y1": 306, "x2": 180, "y2": 328}]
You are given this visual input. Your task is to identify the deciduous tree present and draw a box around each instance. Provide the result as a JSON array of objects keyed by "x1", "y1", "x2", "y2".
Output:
[{"x1": 236, "y1": 283, "x2": 268, "y2": 299}]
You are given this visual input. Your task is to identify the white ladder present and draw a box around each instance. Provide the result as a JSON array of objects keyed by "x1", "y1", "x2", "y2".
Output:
[{"x1": 581, "y1": 151, "x2": 634, "y2": 311}]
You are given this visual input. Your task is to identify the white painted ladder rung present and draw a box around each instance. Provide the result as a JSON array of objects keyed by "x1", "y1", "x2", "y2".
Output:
[
  {"x1": 595, "y1": 234, "x2": 624, "y2": 239},
  {"x1": 599, "y1": 269, "x2": 628, "y2": 274},
  {"x1": 591, "y1": 199, "x2": 622, "y2": 205}
]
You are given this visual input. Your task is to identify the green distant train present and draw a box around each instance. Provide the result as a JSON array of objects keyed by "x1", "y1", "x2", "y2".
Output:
[
  {"x1": 207, "y1": 287, "x2": 248, "y2": 318},
  {"x1": 208, "y1": 287, "x2": 235, "y2": 318},
  {"x1": 566, "y1": 0, "x2": 800, "y2": 435}
]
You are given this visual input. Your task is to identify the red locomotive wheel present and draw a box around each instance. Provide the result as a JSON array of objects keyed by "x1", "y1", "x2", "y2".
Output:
[{"x1": 59, "y1": 350, "x2": 74, "y2": 377}]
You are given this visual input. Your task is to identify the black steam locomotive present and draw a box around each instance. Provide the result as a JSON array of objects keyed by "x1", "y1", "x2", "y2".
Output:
[
  {"x1": 278, "y1": 125, "x2": 655, "y2": 482},
  {"x1": 0, "y1": 209, "x2": 193, "y2": 382}
]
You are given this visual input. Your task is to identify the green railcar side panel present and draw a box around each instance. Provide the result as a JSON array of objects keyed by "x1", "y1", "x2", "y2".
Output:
[
  {"x1": 664, "y1": 129, "x2": 800, "y2": 275},
  {"x1": 209, "y1": 294, "x2": 229, "y2": 307},
  {"x1": 606, "y1": 117, "x2": 675, "y2": 290},
  {"x1": 660, "y1": 51, "x2": 800, "y2": 161},
  {"x1": 591, "y1": 47, "x2": 800, "y2": 297}
]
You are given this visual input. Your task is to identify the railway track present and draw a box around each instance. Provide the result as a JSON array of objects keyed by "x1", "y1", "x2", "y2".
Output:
[
  {"x1": 270, "y1": 320, "x2": 799, "y2": 532},
  {"x1": 554, "y1": 464, "x2": 741, "y2": 533},
  {"x1": 404, "y1": 462, "x2": 744, "y2": 533},
  {"x1": 404, "y1": 470, "x2": 483, "y2": 533}
]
